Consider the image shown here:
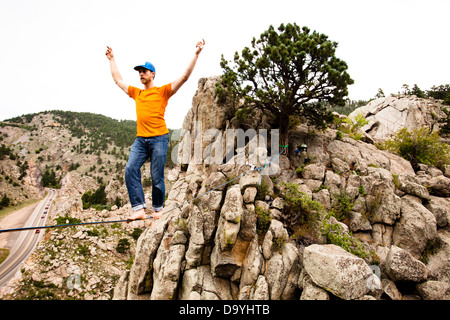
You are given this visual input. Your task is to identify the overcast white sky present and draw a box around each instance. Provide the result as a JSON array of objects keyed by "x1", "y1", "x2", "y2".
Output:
[{"x1": 0, "y1": 0, "x2": 449, "y2": 129}]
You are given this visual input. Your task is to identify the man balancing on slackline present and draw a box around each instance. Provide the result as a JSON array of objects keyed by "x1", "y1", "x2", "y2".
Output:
[{"x1": 105, "y1": 39, "x2": 205, "y2": 222}]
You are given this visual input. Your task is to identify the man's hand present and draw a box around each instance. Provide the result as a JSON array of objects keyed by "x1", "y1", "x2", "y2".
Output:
[
  {"x1": 195, "y1": 39, "x2": 205, "y2": 55},
  {"x1": 105, "y1": 46, "x2": 114, "y2": 60},
  {"x1": 106, "y1": 46, "x2": 128, "y2": 94},
  {"x1": 171, "y1": 39, "x2": 205, "y2": 95}
]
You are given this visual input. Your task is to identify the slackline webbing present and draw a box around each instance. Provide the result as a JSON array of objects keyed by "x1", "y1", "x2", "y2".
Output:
[{"x1": 0, "y1": 145, "x2": 287, "y2": 234}]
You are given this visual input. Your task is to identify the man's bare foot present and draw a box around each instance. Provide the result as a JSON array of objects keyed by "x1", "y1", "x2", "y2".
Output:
[
  {"x1": 151, "y1": 210, "x2": 163, "y2": 220},
  {"x1": 126, "y1": 209, "x2": 146, "y2": 222}
]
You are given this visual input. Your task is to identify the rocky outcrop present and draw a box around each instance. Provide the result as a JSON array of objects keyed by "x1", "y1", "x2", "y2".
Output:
[
  {"x1": 2, "y1": 80, "x2": 446, "y2": 301},
  {"x1": 113, "y1": 78, "x2": 450, "y2": 301},
  {"x1": 348, "y1": 95, "x2": 447, "y2": 141}
]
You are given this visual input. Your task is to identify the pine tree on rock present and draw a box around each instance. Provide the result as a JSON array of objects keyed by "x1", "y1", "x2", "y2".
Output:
[{"x1": 217, "y1": 23, "x2": 354, "y2": 152}]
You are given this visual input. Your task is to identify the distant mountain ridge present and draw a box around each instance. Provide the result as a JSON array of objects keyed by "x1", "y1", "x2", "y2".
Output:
[
  {"x1": 1, "y1": 110, "x2": 179, "y2": 208},
  {"x1": 1, "y1": 111, "x2": 137, "y2": 209},
  {"x1": 5, "y1": 110, "x2": 138, "y2": 150}
]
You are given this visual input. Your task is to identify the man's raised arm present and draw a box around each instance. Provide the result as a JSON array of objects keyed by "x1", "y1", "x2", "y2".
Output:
[
  {"x1": 105, "y1": 46, "x2": 129, "y2": 94},
  {"x1": 171, "y1": 39, "x2": 205, "y2": 95}
]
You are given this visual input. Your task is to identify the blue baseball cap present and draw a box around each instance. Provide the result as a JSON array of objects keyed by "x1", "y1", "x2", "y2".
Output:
[{"x1": 134, "y1": 61, "x2": 156, "y2": 73}]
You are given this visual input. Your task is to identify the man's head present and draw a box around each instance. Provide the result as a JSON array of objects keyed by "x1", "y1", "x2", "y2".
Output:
[{"x1": 134, "y1": 61, "x2": 156, "y2": 84}]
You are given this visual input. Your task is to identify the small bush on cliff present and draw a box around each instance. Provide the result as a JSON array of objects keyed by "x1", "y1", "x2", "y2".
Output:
[
  {"x1": 255, "y1": 180, "x2": 270, "y2": 201},
  {"x1": 330, "y1": 190, "x2": 354, "y2": 221},
  {"x1": 382, "y1": 127, "x2": 450, "y2": 171},
  {"x1": 81, "y1": 185, "x2": 107, "y2": 210},
  {"x1": 321, "y1": 219, "x2": 378, "y2": 264},
  {"x1": 279, "y1": 182, "x2": 323, "y2": 245},
  {"x1": 54, "y1": 214, "x2": 81, "y2": 226},
  {"x1": 116, "y1": 238, "x2": 131, "y2": 253},
  {"x1": 255, "y1": 205, "x2": 271, "y2": 240},
  {"x1": 131, "y1": 228, "x2": 143, "y2": 241},
  {"x1": 0, "y1": 194, "x2": 10, "y2": 210},
  {"x1": 440, "y1": 107, "x2": 450, "y2": 135},
  {"x1": 281, "y1": 182, "x2": 323, "y2": 220},
  {"x1": 339, "y1": 113, "x2": 369, "y2": 141}
]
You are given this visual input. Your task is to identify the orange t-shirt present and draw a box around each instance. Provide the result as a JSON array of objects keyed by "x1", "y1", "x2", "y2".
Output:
[{"x1": 128, "y1": 84, "x2": 172, "y2": 137}]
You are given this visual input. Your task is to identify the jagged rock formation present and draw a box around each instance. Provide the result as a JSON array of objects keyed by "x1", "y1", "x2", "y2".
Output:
[
  {"x1": 113, "y1": 78, "x2": 450, "y2": 300},
  {"x1": 348, "y1": 95, "x2": 447, "y2": 142}
]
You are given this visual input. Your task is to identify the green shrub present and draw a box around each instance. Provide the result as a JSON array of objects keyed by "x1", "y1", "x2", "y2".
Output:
[
  {"x1": 81, "y1": 185, "x2": 107, "y2": 210},
  {"x1": 280, "y1": 182, "x2": 324, "y2": 215},
  {"x1": 280, "y1": 182, "x2": 324, "y2": 244},
  {"x1": 255, "y1": 206, "x2": 271, "y2": 239},
  {"x1": 131, "y1": 228, "x2": 143, "y2": 241},
  {"x1": 86, "y1": 227, "x2": 100, "y2": 237},
  {"x1": 383, "y1": 127, "x2": 450, "y2": 170},
  {"x1": 272, "y1": 236, "x2": 287, "y2": 253},
  {"x1": 439, "y1": 107, "x2": 450, "y2": 135},
  {"x1": 339, "y1": 113, "x2": 369, "y2": 140},
  {"x1": 54, "y1": 214, "x2": 81, "y2": 225},
  {"x1": 322, "y1": 220, "x2": 378, "y2": 264},
  {"x1": 116, "y1": 238, "x2": 131, "y2": 253},
  {"x1": 331, "y1": 190, "x2": 354, "y2": 221},
  {"x1": 0, "y1": 194, "x2": 10, "y2": 209},
  {"x1": 255, "y1": 180, "x2": 270, "y2": 201},
  {"x1": 420, "y1": 240, "x2": 441, "y2": 264},
  {"x1": 294, "y1": 166, "x2": 304, "y2": 177},
  {"x1": 77, "y1": 243, "x2": 90, "y2": 256}
]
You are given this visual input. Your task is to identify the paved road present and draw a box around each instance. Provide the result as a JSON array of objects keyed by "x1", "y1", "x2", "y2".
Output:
[{"x1": 0, "y1": 189, "x2": 56, "y2": 287}]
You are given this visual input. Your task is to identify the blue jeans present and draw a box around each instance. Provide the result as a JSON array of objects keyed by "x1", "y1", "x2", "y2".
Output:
[{"x1": 125, "y1": 134, "x2": 169, "y2": 212}]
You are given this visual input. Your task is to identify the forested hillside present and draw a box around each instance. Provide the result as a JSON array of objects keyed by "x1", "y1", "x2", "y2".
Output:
[
  {"x1": 0, "y1": 111, "x2": 177, "y2": 210},
  {"x1": 6, "y1": 110, "x2": 137, "y2": 153}
]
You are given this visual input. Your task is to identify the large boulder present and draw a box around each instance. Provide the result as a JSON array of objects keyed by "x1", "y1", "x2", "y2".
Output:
[
  {"x1": 416, "y1": 281, "x2": 450, "y2": 300},
  {"x1": 179, "y1": 76, "x2": 235, "y2": 163},
  {"x1": 179, "y1": 265, "x2": 233, "y2": 300},
  {"x1": 300, "y1": 274, "x2": 330, "y2": 300},
  {"x1": 393, "y1": 196, "x2": 437, "y2": 259},
  {"x1": 385, "y1": 245, "x2": 429, "y2": 282},
  {"x1": 424, "y1": 196, "x2": 450, "y2": 227},
  {"x1": 239, "y1": 238, "x2": 265, "y2": 293},
  {"x1": 301, "y1": 163, "x2": 326, "y2": 181},
  {"x1": 396, "y1": 173, "x2": 431, "y2": 200},
  {"x1": 264, "y1": 241, "x2": 301, "y2": 300},
  {"x1": 303, "y1": 244, "x2": 373, "y2": 300},
  {"x1": 211, "y1": 185, "x2": 251, "y2": 278},
  {"x1": 426, "y1": 230, "x2": 450, "y2": 283},
  {"x1": 220, "y1": 185, "x2": 244, "y2": 223},
  {"x1": 428, "y1": 175, "x2": 450, "y2": 197}
]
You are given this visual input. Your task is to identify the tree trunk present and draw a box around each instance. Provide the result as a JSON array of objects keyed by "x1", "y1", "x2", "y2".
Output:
[{"x1": 279, "y1": 113, "x2": 289, "y2": 155}]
